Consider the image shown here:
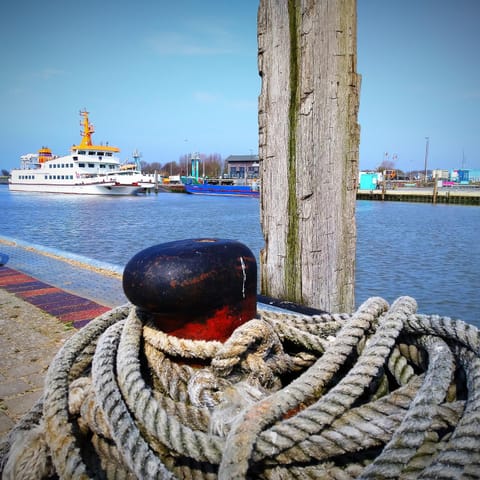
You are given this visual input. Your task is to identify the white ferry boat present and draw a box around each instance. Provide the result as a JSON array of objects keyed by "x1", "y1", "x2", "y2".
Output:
[{"x1": 9, "y1": 110, "x2": 154, "y2": 195}]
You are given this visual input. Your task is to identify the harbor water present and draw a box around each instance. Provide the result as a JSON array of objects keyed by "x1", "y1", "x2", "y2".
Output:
[{"x1": 1, "y1": 185, "x2": 478, "y2": 326}]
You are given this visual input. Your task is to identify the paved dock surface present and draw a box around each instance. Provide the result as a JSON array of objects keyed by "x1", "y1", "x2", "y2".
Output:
[
  {"x1": 0, "y1": 288, "x2": 76, "y2": 437},
  {"x1": 0, "y1": 235, "x2": 127, "y2": 307},
  {"x1": 0, "y1": 236, "x2": 128, "y2": 439}
]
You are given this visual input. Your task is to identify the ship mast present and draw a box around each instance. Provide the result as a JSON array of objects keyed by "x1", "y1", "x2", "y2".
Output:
[
  {"x1": 78, "y1": 109, "x2": 95, "y2": 147},
  {"x1": 71, "y1": 109, "x2": 120, "y2": 153}
]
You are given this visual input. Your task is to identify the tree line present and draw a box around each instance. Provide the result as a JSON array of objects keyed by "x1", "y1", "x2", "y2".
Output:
[{"x1": 140, "y1": 153, "x2": 225, "y2": 178}]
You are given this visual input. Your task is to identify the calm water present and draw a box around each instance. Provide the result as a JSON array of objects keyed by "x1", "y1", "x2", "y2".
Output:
[{"x1": 1, "y1": 185, "x2": 479, "y2": 325}]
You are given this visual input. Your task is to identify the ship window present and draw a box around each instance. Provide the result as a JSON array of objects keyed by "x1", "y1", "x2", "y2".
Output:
[
  {"x1": 106, "y1": 152, "x2": 112, "y2": 157},
  {"x1": 98, "y1": 152, "x2": 104, "y2": 156},
  {"x1": 79, "y1": 163, "x2": 85, "y2": 167},
  {"x1": 88, "y1": 163, "x2": 94, "y2": 168},
  {"x1": 88, "y1": 151, "x2": 96, "y2": 155},
  {"x1": 45, "y1": 175, "x2": 48, "y2": 179},
  {"x1": 61, "y1": 164, "x2": 64, "y2": 168},
  {"x1": 100, "y1": 164, "x2": 106, "y2": 168},
  {"x1": 78, "y1": 150, "x2": 86, "y2": 155}
]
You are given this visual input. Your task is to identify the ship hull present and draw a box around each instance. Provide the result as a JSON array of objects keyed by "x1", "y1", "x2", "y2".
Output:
[
  {"x1": 184, "y1": 184, "x2": 259, "y2": 197},
  {"x1": 8, "y1": 181, "x2": 147, "y2": 196}
]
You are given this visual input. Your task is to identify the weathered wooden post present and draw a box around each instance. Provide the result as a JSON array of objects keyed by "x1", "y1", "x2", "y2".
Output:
[{"x1": 258, "y1": 0, "x2": 360, "y2": 313}]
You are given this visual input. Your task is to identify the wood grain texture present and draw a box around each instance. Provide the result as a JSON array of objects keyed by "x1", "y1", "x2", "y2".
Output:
[{"x1": 258, "y1": 0, "x2": 360, "y2": 313}]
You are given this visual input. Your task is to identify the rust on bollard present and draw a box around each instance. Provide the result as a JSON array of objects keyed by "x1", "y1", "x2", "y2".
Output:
[{"x1": 122, "y1": 238, "x2": 257, "y2": 341}]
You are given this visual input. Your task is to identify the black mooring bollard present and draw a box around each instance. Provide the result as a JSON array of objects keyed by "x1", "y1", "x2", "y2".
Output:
[{"x1": 122, "y1": 238, "x2": 257, "y2": 342}]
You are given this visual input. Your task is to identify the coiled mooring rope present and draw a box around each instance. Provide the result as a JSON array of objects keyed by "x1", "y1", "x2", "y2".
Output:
[{"x1": 1, "y1": 296, "x2": 479, "y2": 479}]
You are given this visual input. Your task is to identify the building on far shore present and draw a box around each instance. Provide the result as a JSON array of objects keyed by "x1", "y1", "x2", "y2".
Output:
[
  {"x1": 451, "y1": 169, "x2": 480, "y2": 183},
  {"x1": 432, "y1": 169, "x2": 450, "y2": 181},
  {"x1": 224, "y1": 155, "x2": 259, "y2": 179}
]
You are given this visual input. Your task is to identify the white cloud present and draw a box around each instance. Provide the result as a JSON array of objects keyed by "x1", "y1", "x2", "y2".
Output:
[
  {"x1": 193, "y1": 91, "x2": 219, "y2": 103},
  {"x1": 147, "y1": 22, "x2": 238, "y2": 56},
  {"x1": 33, "y1": 68, "x2": 65, "y2": 80}
]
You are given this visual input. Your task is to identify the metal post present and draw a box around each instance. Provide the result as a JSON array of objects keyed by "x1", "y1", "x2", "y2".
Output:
[
  {"x1": 424, "y1": 137, "x2": 429, "y2": 184},
  {"x1": 123, "y1": 239, "x2": 257, "y2": 342}
]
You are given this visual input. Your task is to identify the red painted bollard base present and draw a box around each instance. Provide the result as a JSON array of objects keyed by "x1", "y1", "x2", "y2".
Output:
[{"x1": 123, "y1": 238, "x2": 257, "y2": 342}]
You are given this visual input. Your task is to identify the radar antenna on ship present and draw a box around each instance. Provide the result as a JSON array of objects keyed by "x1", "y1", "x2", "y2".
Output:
[{"x1": 132, "y1": 149, "x2": 142, "y2": 171}]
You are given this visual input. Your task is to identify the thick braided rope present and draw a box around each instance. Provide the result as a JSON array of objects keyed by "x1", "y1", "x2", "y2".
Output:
[
  {"x1": 92, "y1": 316, "x2": 176, "y2": 478},
  {"x1": 217, "y1": 296, "x2": 390, "y2": 478},
  {"x1": 114, "y1": 308, "x2": 225, "y2": 465},
  {"x1": 42, "y1": 304, "x2": 130, "y2": 479},
  {"x1": 418, "y1": 345, "x2": 480, "y2": 479},
  {"x1": 2, "y1": 296, "x2": 480, "y2": 480},
  {"x1": 358, "y1": 334, "x2": 455, "y2": 478},
  {"x1": 0, "y1": 396, "x2": 44, "y2": 473},
  {"x1": 244, "y1": 297, "x2": 414, "y2": 467}
]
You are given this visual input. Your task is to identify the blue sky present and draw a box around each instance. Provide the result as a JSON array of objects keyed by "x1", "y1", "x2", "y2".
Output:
[{"x1": 1, "y1": 0, "x2": 479, "y2": 174}]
